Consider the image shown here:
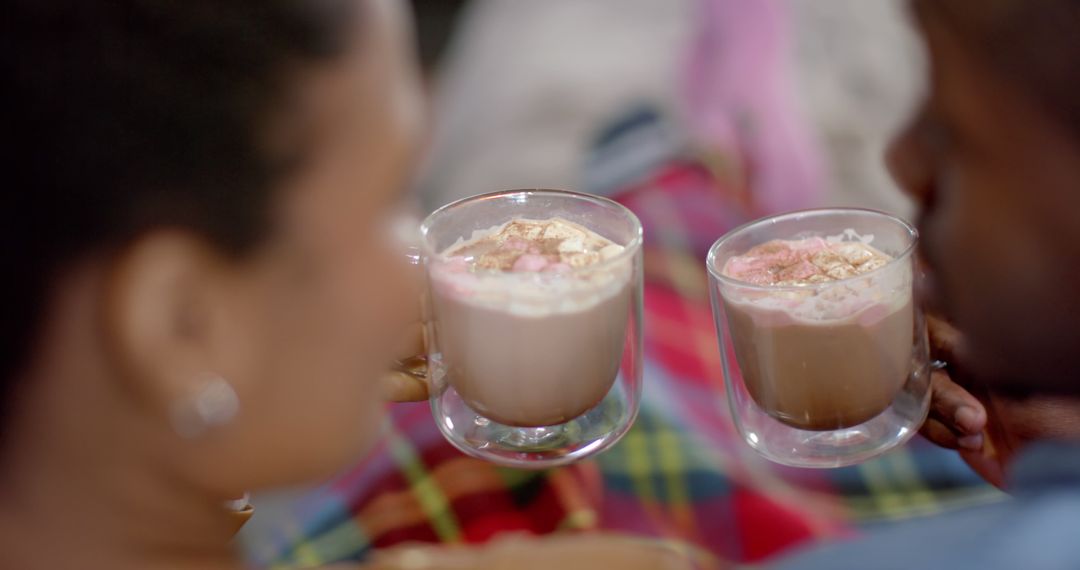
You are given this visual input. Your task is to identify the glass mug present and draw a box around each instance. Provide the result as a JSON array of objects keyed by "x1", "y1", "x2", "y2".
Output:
[
  {"x1": 400, "y1": 189, "x2": 644, "y2": 469},
  {"x1": 706, "y1": 208, "x2": 930, "y2": 468}
]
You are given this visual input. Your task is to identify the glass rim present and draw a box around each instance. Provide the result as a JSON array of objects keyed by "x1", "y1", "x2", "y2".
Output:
[
  {"x1": 706, "y1": 207, "x2": 919, "y2": 292},
  {"x1": 419, "y1": 188, "x2": 644, "y2": 274}
]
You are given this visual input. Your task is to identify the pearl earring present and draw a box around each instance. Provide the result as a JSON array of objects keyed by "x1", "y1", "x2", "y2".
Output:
[{"x1": 170, "y1": 374, "x2": 240, "y2": 438}]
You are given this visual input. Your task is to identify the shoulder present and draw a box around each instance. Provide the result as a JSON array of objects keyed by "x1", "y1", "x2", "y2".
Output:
[{"x1": 774, "y1": 489, "x2": 1080, "y2": 570}]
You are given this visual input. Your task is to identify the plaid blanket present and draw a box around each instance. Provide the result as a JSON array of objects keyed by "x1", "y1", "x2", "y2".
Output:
[{"x1": 248, "y1": 154, "x2": 1003, "y2": 568}]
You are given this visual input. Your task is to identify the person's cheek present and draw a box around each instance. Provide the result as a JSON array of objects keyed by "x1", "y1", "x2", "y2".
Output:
[
  {"x1": 345, "y1": 241, "x2": 412, "y2": 376},
  {"x1": 322, "y1": 277, "x2": 391, "y2": 457},
  {"x1": 369, "y1": 247, "x2": 414, "y2": 350},
  {"x1": 346, "y1": 249, "x2": 413, "y2": 448}
]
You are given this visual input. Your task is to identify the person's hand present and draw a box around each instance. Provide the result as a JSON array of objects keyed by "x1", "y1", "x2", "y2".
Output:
[
  {"x1": 920, "y1": 315, "x2": 988, "y2": 451},
  {"x1": 920, "y1": 315, "x2": 1011, "y2": 487},
  {"x1": 359, "y1": 533, "x2": 707, "y2": 570},
  {"x1": 919, "y1": 316, "x2": 989, "y2": 449},
  {"x1": 381, "y1": 320, "x2": 429, "y2": 403},
  {"x1": 919, "y1": 315, "x2": 1080, "y2": 489}
]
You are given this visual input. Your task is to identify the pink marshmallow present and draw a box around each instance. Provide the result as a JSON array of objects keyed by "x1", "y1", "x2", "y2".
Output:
[{"x1": 512, "y1": 254, "x2": 550, "y2": 272}]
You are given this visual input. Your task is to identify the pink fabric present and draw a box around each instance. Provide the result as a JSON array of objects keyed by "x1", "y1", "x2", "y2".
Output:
[{"x1": 682, "y1": 0, "x2": 824, "y2": 217}]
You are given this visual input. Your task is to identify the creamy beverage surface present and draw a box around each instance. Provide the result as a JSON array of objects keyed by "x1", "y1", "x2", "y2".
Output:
[
  {"x1": 720, "y1": 237, "x2": 913, "y2": 431},
  {"x1": 723, "y1": 237, "x2": 892, "y2": 287},
  {"x1": 430, "y1": 218, "x2": 632, "y2": 427}
]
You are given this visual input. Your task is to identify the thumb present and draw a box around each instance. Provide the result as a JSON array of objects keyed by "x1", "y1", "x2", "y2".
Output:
[{"x1": 382, "y1": 358, "x2": 429, "y2": 402}]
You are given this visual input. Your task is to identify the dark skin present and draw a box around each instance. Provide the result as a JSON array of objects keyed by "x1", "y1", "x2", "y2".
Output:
[{"x1": 896, "y1": 0, "x2": 1080, "y2": 488}]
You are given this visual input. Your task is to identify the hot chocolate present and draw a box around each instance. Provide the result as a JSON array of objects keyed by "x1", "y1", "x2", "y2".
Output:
[
  {"x1": 429, "y1": 218, "x2": 632, "y2": 427},
  {"x1": 720, "y1": 237, "x2": 913, "y2": 431}
]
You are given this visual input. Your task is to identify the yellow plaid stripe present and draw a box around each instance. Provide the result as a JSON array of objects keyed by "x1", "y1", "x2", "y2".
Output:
[{"x1": 386, "y1": 427, "x2": 464, "y2": 543}]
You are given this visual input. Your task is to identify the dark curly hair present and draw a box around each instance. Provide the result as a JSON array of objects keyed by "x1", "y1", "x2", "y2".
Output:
[{"x1": 1, "y1": 0, "x2": 360, "y2": 418}]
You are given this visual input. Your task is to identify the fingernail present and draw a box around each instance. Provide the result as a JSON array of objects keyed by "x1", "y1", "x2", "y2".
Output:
[
  {"x1": 958, "y1": 433, "x2": 984, "y2": 451},
  {"x1": 955, "y1": 406, "x2": 982, "y2": 432}
]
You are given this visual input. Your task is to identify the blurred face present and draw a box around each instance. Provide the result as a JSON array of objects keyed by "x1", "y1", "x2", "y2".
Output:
[
  {"x1": 890, "y1": 1, "x2": 1080, "y2": 394},
  {"x1": 211, "y1": 0, "x2": 424, "y2": 486}
]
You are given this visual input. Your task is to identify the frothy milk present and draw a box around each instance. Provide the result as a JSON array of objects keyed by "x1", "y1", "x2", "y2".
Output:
[
  {"x1": 429, "y1": 218, "x2": 633, "y2": 427},
  {"x1": 720, "y1": 236, "x2": 913, "y2": 431}
]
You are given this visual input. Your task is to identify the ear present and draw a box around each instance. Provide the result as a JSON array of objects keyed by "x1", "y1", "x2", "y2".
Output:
[{"x1": 102, "y1": 231, "x2": 253, "y2": 424}]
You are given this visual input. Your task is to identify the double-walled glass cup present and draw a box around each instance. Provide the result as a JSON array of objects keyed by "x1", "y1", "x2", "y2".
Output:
[
  {"x1": 420, "y1": 189, "x2": 643, "y2": 469},
  {"x1": 706, "y1": 209, "x2": 930, "y2": 468}
]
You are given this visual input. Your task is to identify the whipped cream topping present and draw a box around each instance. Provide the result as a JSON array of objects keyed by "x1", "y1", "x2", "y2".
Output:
[
  {"x1": 719, "y1": 236, "x2": 909, "y2": 323},
  {"x1": 432, "y1": 218, "x2": 632, "y2": 316},
  {"x1": 723, "y1": 238, "x2": 892, "y2": 286},
  {"x1": 445, "y1": 218, "x2": 624, "y2": 272}
]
